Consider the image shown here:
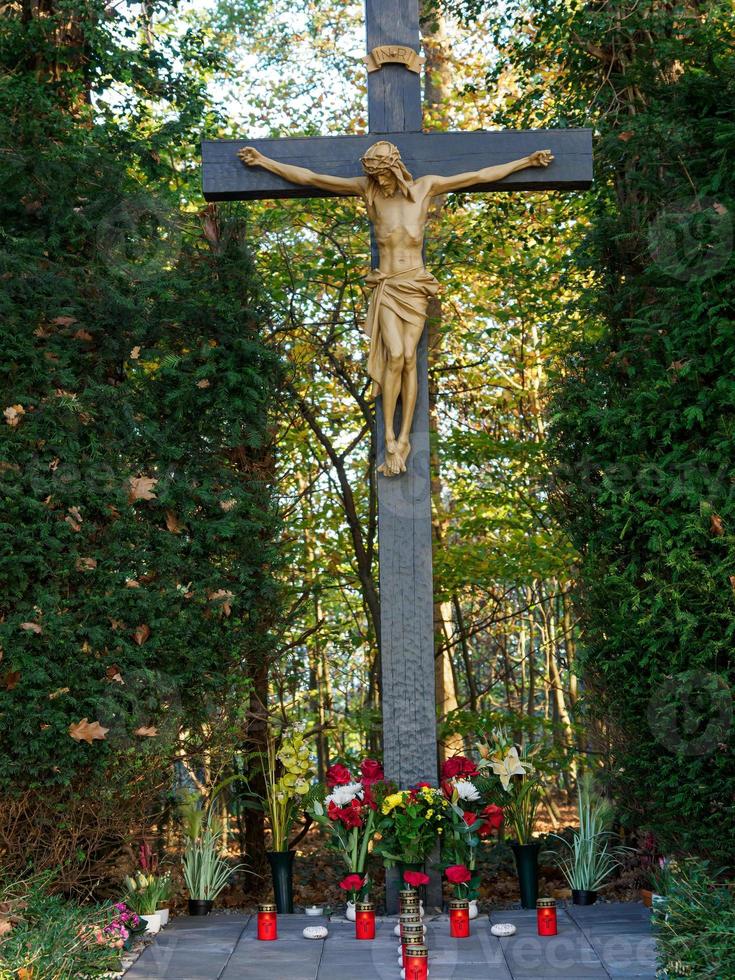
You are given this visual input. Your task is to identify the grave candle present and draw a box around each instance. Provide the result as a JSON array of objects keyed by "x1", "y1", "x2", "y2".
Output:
[
  {"x1": 449, "y1": 898, "x2": 470, "y2": 938},
  {"x1": 355, "y1": 901, "x2": 376, "y2": 940},
  {"x1": 537, "y1": 898, "x2": 557, "y2": 936},
  {"x1": 405, "y1": 944, "x2": 428, "y2": 980},
  {"x1": 401, "y1": 923, "x2": 424, "y2": 967},
  {"x1": 257, "y1": 903, "x2": 277, "y2": 941}
]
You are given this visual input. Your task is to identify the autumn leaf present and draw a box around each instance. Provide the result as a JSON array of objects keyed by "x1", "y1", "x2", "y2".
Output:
[
  {"x1": 135, "y1": 725, "x2": 158, "y2": 737},
  {"x1": 713, "y1": 201, "x2": 728, "y2": 215},
  {"x1": 0, "y1": 916, "x2": 12, "y2": 938},
  {"x1": 618, "y1": 130, "x2": 634, "y2": 141},
  {"x1": 128, "y1": 475, "x2": 157, "y2": 502},
  {"x1": 165, "y1": 510, "x2": 184, "y2": 534},
  {"x1": 125, "y1": 578, "x2": 140, "y2": 588},
  {"x1": 4, "y1": 405, "x2": 25, "y2": 427},
  {"x1": 48, "y1": 686, "x2": 70, "y2": 700},
  {"x1": 729, "y1": 575, "x2": 735, "y2": 596},
  {"x1": 196, "y1": 379, "x2": 210, "y2": 389},
  {"x1": 73, "y1": 329, "x2": 93, "y2": 341},
  {"x1": 133, "y1": 623, "x2": 151, "y2": 646},
  {"x1": 106, "y1": 664, "x2": 124, "y2": 684},
  {"x1": 130, "y1": 346, "x2": 141, "y2": 360},
  {"x1": 69, "y1": 718, "x2": 109, "y2": 743},
  {"x1": 75, "y1": 557, "x2": 97, "y2": 571},
  {"x1": 220, "y1": 498, "x2": 237, "y2": 512},
  {"x1": 20, "y1": 622, "x2": 42, "y2": 635},
  {"x1": 3, "y1": 671, "x2": 20, "y2": 691},
  {"x1": 52, "y1": 315, "x2": 77, "y2": 327},
  {"x1": 209, "y1": 589, "x2": 234, "y2": 617}
]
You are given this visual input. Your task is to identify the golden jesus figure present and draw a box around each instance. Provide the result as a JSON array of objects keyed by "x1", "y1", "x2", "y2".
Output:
[{"x1": 239, "y1": 141, "x2": 553, "y2": 476}]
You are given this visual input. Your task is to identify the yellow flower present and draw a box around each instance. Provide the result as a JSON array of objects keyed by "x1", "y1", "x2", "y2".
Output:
[
  {"x1": 382, "y1": 792, "x2": 405, "y2": 814},
  {"x1": 426, "y1": 809, "x2": 434, "y2": 818}
]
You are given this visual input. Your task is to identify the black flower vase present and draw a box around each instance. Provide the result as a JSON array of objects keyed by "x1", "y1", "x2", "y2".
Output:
[
  {"x1": 510, "y1": 841, "x2": 541, "y2": 909},
  {"x1": 267, "y1": 850, "x2": 295, "y2": 913}
]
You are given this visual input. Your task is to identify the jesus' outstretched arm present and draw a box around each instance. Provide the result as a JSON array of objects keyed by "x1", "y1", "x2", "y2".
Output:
[
  {"x1": 422, "y1": 149, "x2": 554, "y2": 196},
  {"x1": 239, "y1": 146, "x2": 366, "y2": 197}
]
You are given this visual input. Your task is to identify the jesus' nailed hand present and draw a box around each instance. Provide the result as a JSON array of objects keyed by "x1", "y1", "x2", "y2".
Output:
[{"x1": 239, "y1": 141, "x2": 553, "y2": 477}]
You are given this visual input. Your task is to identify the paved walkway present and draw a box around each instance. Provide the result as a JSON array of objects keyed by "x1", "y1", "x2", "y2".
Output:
[{"x1": 124, "y1": 903, "x2": 657, "y2": 980}]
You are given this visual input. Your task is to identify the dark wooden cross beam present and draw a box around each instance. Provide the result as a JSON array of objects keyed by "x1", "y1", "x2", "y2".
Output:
[{"x1": 202, "y1": 0, "x2": 591, "y2": 902}]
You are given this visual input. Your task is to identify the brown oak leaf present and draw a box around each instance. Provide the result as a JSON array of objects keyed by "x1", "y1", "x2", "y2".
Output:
[
  {"x1": 209, "y1": 589, "x2": 234, "y2": 617},
  {"x1": 618, "y1": 130, "x2": 634, "y2": 141},
  {"x1": 165, "y1": 510, "x2": 183, "y2": 534},
  {"x1": 75, "y1": 557, "x2": 97, "y2": 571},
  {"x1": 52, "y1": 315, "x2": 77, "y2": 327},
  {"x1": 711, "y1": 514, "x2": 724, "y2": 536},
  {"x1": 196, "y1": 379, "x2": 210, "y2": 389},
  {"x1": 125, "y1": 578, "x2": 140, "y2": 588},
  {"x1": 68, "y1": 718, "x2": 109, "y2": 743},
  {"x1": 133, "y1": 623, "x2": 151, "y2": 646},
  {"x1": 3, "y1": 671, "x2": 20, "y2": 691},
  {"x1": 106, "y1": 664, "x2": 124, "y2": 684},
  {"x1": 20, "y1": 622, "x2": 42, "y2": 635},
  {"x1": 128, "y1": 476, "x2": 157, "y2": 502},
  {"x1": 130, "y1": 346, "x2": 141, "y2": 359},
  {"x1": 4, "y1": 405, "x2": 25, "y2": 427},
  {"x1": 73, "y1": 329, "x2": 93, "y2": 342},
  {"x1": 135, "y1": 725, "x2": 158, "y2": 737},
  {"x1": 220, "y1": 498, "x2": 237, "y2": 512}
]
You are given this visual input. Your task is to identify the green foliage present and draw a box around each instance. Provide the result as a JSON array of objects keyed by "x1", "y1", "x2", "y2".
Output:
[
  {"x1": 653, "y1": 860, "x2": 735, "y2": 978},
  {"x1": 0, "y1": 875, "x2": 121, "y2": 979},
  {"x1": 0, "y1": 1, "x2": 283, "y2": 792},
  {"x1": 451, "y1": 0, "x2": 735, "y2": 857}
]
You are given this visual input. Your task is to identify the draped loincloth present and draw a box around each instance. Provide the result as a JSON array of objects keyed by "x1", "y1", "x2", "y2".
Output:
[{"x1": 363, "y1": 266, "x2": 439, "y2": 398}]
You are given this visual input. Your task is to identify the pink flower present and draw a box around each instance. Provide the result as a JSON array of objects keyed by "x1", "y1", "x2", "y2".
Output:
[
  {"x1": 441, "y1": 756, "x2": 478, "y2": 780},
  {"x1": 445, "y1": 864, "x2": 472, "y2": 885},
  {"x1": 360, "y1": 759, "x2": 384, "y2": 784},
  {"x1": 326, "y1": 763, "x2": 352, "y2": 788},
  {"x1": 403, "y1": 870, "x2": 430, "y2": 888}
]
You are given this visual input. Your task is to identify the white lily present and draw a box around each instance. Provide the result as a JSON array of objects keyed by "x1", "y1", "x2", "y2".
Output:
[{"x1": 489, "y1": 747, "x2": 533, "y2": 791}]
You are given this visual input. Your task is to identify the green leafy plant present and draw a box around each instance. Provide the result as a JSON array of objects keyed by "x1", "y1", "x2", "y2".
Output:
[
  {"x1": 182, "y1": 829, "x2": 243, "y2": 903},
  {"x1": 548, "y1": 776, "x2": 628, "y2": 892},
  {"x1": 653, "y1": 860, "x2": 735, "y2": 978}
]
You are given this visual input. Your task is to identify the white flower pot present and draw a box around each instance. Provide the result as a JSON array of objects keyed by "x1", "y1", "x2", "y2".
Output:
[
  {"x1": 468, "y1": 899, "x2": 479, "y2": 920},
  {"x1": 157, "y1": 907, "x2": 169, "y2": 927},
  {"x1": 346, "y1": 900, "x2": 356, "y2": 921},
  {"x1": 141, "y1": 912, "x2": 161, "y2": 934}
]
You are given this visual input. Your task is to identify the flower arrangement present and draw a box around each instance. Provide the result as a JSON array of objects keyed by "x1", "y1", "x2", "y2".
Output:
[
  {"x1": 376, "y1": 783, "x2": 451, "y2": 867},
  {"x1": 477, "y1": 729, "x2": 542, "y2": 844},
  {"x1": 439, "y1": 755, "x2": 504, "y2": 900},
  {"x1": 264, "y1": 723, "x2": 314, "y2": 852},
  {"x1": 310, "y1": 759, "x2": 387, "y2": 899},
  {"x1": 123, "y1": 872, "x2": 172, "y2": 916}
]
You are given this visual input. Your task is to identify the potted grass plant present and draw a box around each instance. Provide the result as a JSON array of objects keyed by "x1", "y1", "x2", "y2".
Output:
[
  {"x1": 548, "y1": 775, "x2": 629, "y2": 905},
  {"x1": 179, "y1": 788, "x2": 247, "y2": 915}
]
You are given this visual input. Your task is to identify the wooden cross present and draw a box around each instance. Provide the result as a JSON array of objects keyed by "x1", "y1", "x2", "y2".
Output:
[{"x1": 202, "y1": 0, "x2": 591, "y2": 838}]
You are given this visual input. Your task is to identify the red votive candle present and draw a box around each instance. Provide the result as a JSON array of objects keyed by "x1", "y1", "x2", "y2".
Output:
[
  {"x1": 401, "y1": 924, "x2": 424, "y2": 967},
  {"x1": 399, "y1": 889, "x2": 420, "y2": 915},
  {"x1": 449, "y1": 898, "x2": 470, "y2": 938},
  {"x1": 257, "y1": 902, "x2": 277, "y2": 940},
  {"x1": 537, "y1": 897, "x2": 557, "y2": 936},
  {"x1": 405, "y1": 944, "x2": 428, "y2": 980},
  {"x1": 355, "y1": 901, "x2": 375, "y2": 940}
]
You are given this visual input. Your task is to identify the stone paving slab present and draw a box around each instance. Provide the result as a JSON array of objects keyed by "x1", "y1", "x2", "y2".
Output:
[{"x1": 125, "y1": 904, "x2": 657, "y2": 980}]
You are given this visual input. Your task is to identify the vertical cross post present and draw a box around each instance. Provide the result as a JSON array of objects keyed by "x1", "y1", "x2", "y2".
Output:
[{"x1": 366, "y1": 0, "x2": 441, "y2": 912}]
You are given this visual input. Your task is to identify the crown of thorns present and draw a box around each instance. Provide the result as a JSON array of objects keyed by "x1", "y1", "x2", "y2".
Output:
[{"x1": 360, "y1": 141, "x2": 412, "y2": 179}]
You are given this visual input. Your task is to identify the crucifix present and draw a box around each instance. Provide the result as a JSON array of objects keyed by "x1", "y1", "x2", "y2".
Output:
[{"x1": 203, "y1": 0, "x2": 591, "y2": 907}]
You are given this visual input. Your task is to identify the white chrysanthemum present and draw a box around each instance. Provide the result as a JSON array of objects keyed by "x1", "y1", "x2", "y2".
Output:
[
  {"x1": 325, "y1": 782, "x2": 364, "y2": 808},
  {"x1": 454, "y1": 779, "x2": 481, "y2": 802}
]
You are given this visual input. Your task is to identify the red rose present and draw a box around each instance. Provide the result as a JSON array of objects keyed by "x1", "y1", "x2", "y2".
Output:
[
  {"x1": 360, "y1": 758, "x2": 384, "y2": 784},
  {"x1": 478, "y1": 804, "x2": 504, "y2": 837},
  {"x1": 462, "y1": 811, "x2": 478, "y2": 828},
  {"x1": 326, "y1": 763, "x2": 352, "y2": 788},
  {"x1": 339, "y1": 874, "x2": 366, "y2": 893},
  {"x1": 441, "y1": 755, "x2": 478, "y2": 780},
  {"x1": 403, "y1": 870, "x2": 430, "y2": 888},
  {"x1": 327, "y1": 800, "x2": 341, "y2": 821},
  {"x1": 362, "y1": 781, "x2": 377, "y2": 810},
  {"x1": 445, "y1": 864, "x2": 472, "y2": 885},
  {"x1": 336, "y1": 803, "x2": 363, "y2": 829}
]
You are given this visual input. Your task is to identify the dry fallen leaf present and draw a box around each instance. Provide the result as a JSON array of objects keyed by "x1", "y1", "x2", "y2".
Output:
[
  {"x1": 106, "y1": 664, "x2": 124, "y2": 684},
  {"x1": 73, "y1": 329, "x2": 93, "y2": 342},
  {"x1": 20, "y1": 622, "x2": 42, "y2": 635},
  {"x1": 220, "y1": 498, "x2": 237, "y2": 512},
  {"x1": 68, "y1": 718, "x2": 109, "y2": 743},
  {"x1": 618, "y1": 130, "x2": 634, "y2": 142},
  {"x1": 4, "y1": 405, "x2": 25, "y2": 427},
  {"x1": 52, "y1": 315, "x2": 77, "y2": 327},
  {"x1": 48, "y1": 686, "x2": 70, "y2": 700},
  {"x1": 75, "y1": 557, "x2": 97, "y2": 571},
  {"x1": 133, "y1": 623, "x2": 151, "y2": 646},
  {"x1": 125, "y1": 578, "x2": 140, "y2": 588},
  {"x1": 128, "y1": 475, "x2": 157, "y2": 502},
  {"x1": 3, "y1": 671, "x2": 20, "y2": 691},
  {"x1": 135, "y1": 725, "x2": 158, "y2": 738},
  {"x1": 165, "y1": 510, "x2": 183, "y2": 534},
  {"x1": 18, "y1": 966, "x2": 34, "y2": 979},
  {"x1": 196, "y1": 379, "x2": 210, "y2": 389},
  {"x1": 711, "y1": 514, "x2": 724, "y2": 536},
  {"x1": 130, "y1": 346, "x2": 141, "y2": 360},
  {"x1": 209, "y1": 589, "x2": 234, "y2": 617},
  {"x1": 713, "y1": 201, "x2": 728, "y2": 215}
]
